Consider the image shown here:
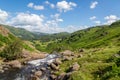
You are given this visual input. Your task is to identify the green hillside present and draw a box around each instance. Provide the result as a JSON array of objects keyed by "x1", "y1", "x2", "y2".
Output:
[
  {"x1": 2, "y1": 25, "x2": 39, "y2": 40},
  {"x1": 39, "y1": 32, "x2": 70, "y2": 42},
  {"x1": 0, "y1": 25, "x2": 37, "y2": 60},
  {"x1": 3, "y1": 25, "x2": 70, "y2": 42},
  {"x1": 0, "y1": 25, "x2": 17, "y2": 48},
  {"x1": 46, "y1": 21, "x2": 120, "y2": 80},
  {"x1": 46, "y1": 21, "x2": 120, "y2": 52}
]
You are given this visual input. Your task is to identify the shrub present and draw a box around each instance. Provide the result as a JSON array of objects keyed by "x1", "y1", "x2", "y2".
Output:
[{"x1": 0, "y1": 39, "x2": 23, "y2": 60}]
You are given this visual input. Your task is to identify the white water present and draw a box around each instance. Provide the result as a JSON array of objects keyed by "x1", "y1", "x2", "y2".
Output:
[
  {"x1": 28, "y1": 54, "x2": 58, "y2": 66},
  {"x1": 0, "y1": 54, "x2": 60, "y2": 80}
]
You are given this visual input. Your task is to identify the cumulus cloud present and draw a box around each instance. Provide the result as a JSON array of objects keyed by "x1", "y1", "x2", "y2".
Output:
[
  {"x1": 27, "y1": 2, "x2": 44, "y2": 10},
  {"x1": 90, "y1": 1, "x2": 98, "y2": 9},
  {"x1": 0, "y1": 9, "x2": 8, "y2": 24},
  {"x1": 7, "y1": 12, "x2": 84, "y2": 33},
  {"x1": 45, "y1": 1, "x2": 50, "y2": 4},
  {"x1": 104, "y1": 15, "x2": 119, "y2": 24},
  {"x1": 94, "y1": 21, "x2": 101, "y2": 25},
  {"x1": 50, "y1": 13, "x2": 63, "y2": 22},
  {"x1": 45, "y1": 1, "x2": 55, "y2": 9},
  {"x1": 56, "y1": 1, "x2": 77, "y2": 12},
  {"x1": 90, "y1": 16, "x2": 96, "y2": 20},
  {"x1": 7, "y1": 13, "x2": 45, "y2": 32}
]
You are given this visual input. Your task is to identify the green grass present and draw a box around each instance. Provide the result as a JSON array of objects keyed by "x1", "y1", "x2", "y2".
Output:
[
  {"x1": 46, "y1": 21, "x2": 120, "y2": 52},
  {"x1": 57, "y1": 46, "x2": 120, "y2": 80}
]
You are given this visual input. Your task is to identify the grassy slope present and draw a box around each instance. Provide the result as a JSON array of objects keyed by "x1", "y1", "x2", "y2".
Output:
[
  {"x1": 46, "y1": 21, "x2": 120, "y2": 52},
  {"x1": 3, "y1": 25, "x2": 70, "y2": 42},
  {"x1": 0, "y1": 25, "x2": 37, "y2": 52},
  {"x1": 3, "y1": 25, "x2": 37, "y2": 40},
  {"x1": 39, "y1": 32, "x2": 70, "y2": 42},
  {"x1": 0, "y1": 25, "x2": 17, "y2": 48},
  {"x1": 47, "y1": 21, "x2": 120, "y2": 80}
]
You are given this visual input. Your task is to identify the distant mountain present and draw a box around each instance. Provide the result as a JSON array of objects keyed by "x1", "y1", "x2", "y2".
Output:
[
  {"x1": 2, "y1": 25, "x2": 70, "y2": 41},
  {"x1": 2, "y1": 25, "x2": 41, "y2": 40},
  {"x1": 39, "y1": 32, "x2": 70, "y2": 42}
]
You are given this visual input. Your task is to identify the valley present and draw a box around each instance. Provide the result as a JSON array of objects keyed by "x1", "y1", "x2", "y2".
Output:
[{"x1": 0, "y1": 21, "x2": 120, "y2": 80}]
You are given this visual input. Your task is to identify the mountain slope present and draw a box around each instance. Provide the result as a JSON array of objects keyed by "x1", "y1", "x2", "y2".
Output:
[
  {"x1": 3, "y1": 25, "x2": 39, "y2": 40},
  {"x1": 39, "y1": 32, "x2": 70, "y2": 42},
  {"x1": 46, "y1": 21, "x2": 120, "y2": 52},
  {"x1": 3, "y1": 25, "x2": 70, "y2": 41},
  {"x1": 50, "y1": 21, "x2": 120, "y2": 80},
  {"x1": 0, "y1": 25, "x2": 17, "y2": 48}
]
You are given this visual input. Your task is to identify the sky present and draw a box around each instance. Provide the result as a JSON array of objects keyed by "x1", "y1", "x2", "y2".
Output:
[{"x1": 0, "y1": 0, "x2": 120, "y2": 33}]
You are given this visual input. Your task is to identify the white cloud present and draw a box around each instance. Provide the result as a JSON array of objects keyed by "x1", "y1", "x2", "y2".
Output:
[
  {"x1": 104, "y1": 15, "x2": 119, "y2": 24},
  {"x1": 90, "y1": 16, "x2": 96, "y2": 20},
  {"x1": 94, "y1": 21, "x2": 101, "y2": 25},
  {"x1": 56, "y1": 1, "x2": 77, "y2": 12},
  {"x1": 90, "y1": 1, "x2": 98, "y2": 9},
  {"x1": 45, "y1": 1, "x2": 55, "y2": 9},
  {"x1": 27, "y1": 2, "x2": 44, "y2": 10},
  {"x1": 50, "y1": 4, "x2": 55, "y2": 9},
  {"x1": 45, "y1": 1, "x2": 50, "y2": 5},
  {"x1": 50, "y1": 13, "x2": 63, "y2": 22},
  {"x1": 27, "y1": 2, "x2": 34, "y2": 8},
  {"x1": 7, "y1": 12, "x2": 84, "y2": 33},
  {"x1": 0, "y1": 9, "x2": 8, "y2": 24},
  {"x1": 8, "y1": 13, "x2": 45, "y2": 31}
]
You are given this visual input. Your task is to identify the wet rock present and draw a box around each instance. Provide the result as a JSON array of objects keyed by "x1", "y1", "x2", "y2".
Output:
[
  {"x1": 40, "y1": 67, "x2": 46, "y2": 71},
  {"x1": 50, "y1": 74, "x2": 57, "y2": 80},
  {"x1": 4, "y1": 67, "x2": 9, "y2": 70},
  {"x1": 62, "y1": 56, "x2": 73, "y2": 61},
  {"x1": 31, "y1": 69, "x2": 35, "y2": 73},
  {"x1": 50, "y1": 63, "x2": 59, "y2": 70},
  {"x1": 34, "y1": 71, "x2": 42, "y2": 77},
  {"x1": 30, "y1": 75, "x2": 40, "y2": 80},
  {"x1": 0, "y1": 66, "x2": 2, "y2": 69},
  {"x1": 61, "y1": 50, "x2": 74, "y2": 56},
  {"x1": 22, "y1": 50, "x2": 47, "y2": 61},
  {"x1": 51, "y1": 51, "x2": 58, "y2": 54},
  {"x1": 54, "y1": 58, "x2": 62, "y2": 65},
  {"x1": 70, "y1": 62, "x2": 80, "y2": 71},
  {"x1": 8, "y1": 60, "x2": 22, "y2": 69},
  {"x1": 0, "y1": 69, "x2": 4, "y2": 73}
]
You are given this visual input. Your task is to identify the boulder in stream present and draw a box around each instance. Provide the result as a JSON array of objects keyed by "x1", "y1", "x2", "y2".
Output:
[
  {"x1": 50, "y1": 63, "x2": 59, "y2": 70},
  {"x1": 34, "y1": 71, "x2": 42, "y2": 77}
]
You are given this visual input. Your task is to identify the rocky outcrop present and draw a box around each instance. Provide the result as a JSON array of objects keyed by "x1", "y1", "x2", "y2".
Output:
[
  {"x1": 22, "y1": 50, "x2": 47, "y2": 61},
  {"x1": 50, "y1": 74, "x2": 57, "y2": 80},
  {"x1": 61, "y1": 50, "x2": 74, "y2": 56},
  {"x1": 8, "y1": 60, "x2": 22, "y2": 69},
  {"x1": 34, "y1": 71, "x2": 42, "y2": 77},
  {"x1": 54, "y1": 58, "x2": 62, "y2": 65},
  {"x1": 50, "y1": 63, "x2": 59, "y2": 70},
  {"x1": 56, "y1": 72, "x2": 72, "y2": 80},
  {"x1": 30, "y1": 75, "x2": 40, "y2": 80},
  {"x1": 62, "y1": 56, "x2": 73, "y2": 61},
  {"x1": 69, "y1": 62, "x2": 80, "y2": 71}
]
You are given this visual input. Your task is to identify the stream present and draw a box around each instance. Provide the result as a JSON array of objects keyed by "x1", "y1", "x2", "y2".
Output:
[{"x1": 0, "y1": 54, "x2": 60, "y2": 80}]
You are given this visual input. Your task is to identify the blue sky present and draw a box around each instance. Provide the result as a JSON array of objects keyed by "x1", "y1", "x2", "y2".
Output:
[{"x1": 0, "y1": 0, "x2": 120, "y2": 33}]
